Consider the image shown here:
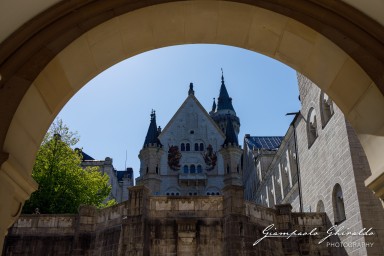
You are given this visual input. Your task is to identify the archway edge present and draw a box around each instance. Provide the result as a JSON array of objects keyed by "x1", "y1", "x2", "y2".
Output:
[{"x1": 0, "y1": 0, "x2": 384, "y2": 238}]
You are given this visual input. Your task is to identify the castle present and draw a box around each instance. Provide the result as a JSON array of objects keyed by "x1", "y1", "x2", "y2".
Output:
[
  {"x1": 3, "y1": 74, "x2": 384, "y2": 255},
  {"x1": 136, "y1": 72, "x2": 242, "y2": 196}
]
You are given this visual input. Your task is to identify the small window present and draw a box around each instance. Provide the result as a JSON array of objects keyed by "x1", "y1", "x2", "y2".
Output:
[
  {"x1": 171, "y1": 192, "x2": 174, "y2": 196},
  {"x1": 190, "y1": 164, "x2": 196, "y2": 173},
  {"x1": 216, "y1": 192, "x2": 220, "y2": 195},
  {"x1": 194, "y1": 143, "x2": 199, "y2": 151},
  {"x1": 166, "y1": 193, "x2": 170, "y2": 195},
  {"x1": 194, "y1": 192, "x2": 197, "y2": 195},
  {"x1": 190, "y1": 130, "x2": 194, "y2": 134},
  {"x1": 176, "y1": 192, "x2": 179, "y2": 196},
  {"x1": 307, "y1": 108, "x2": 318, "y2": 148},
  {"x1": 197, "y1": 165, "x2": 202, "y2": 173},
  {"x1": 332, "y1": 184, "x2": 346, "y2": 224},
  {"x1": 189, "y1": 192, "x2": 192, "y2": 196},
  {"x1": 183, "y1": 165, "x2": 189, "y2": 174},
  {"x1": 316, "y1": 200, "x2": 325, "y2": 212},
  {"x1": 227, "y1": 164, "x2": 230, "y2": 174},
  {"x1": 199, "y1": 143, "x2": 204, "y2": 151},
  {"x1": 207, "y1": 192, "x2": 211, "y2": 195},
  {"x1": 186, "y1": 143, "x2": 190, "y2": 151},
  {"x1": 320, "y1": 91, "x2": 334, "y2": 128},
  {"x1": 181, "y1": 143, "x2": 185, "y2": 151}
]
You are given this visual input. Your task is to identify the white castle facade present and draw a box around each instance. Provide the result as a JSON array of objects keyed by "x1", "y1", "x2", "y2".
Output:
[{"x1": 136, "y1": 73, "x2": 242, "y2": 196}]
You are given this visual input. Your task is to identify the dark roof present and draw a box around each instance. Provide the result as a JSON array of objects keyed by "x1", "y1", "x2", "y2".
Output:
[
  {"x1": 223, "y1": 115, "x2": 238, "y2": 145},
  {"x1": 217, "y1": 73, "x2": 235, "y2": 112},
  {"x1": 75, "y1": 148, "x2": 95, "y2": 161},
  {"x1": 143, "y1": 110, "x2": 161, "y2": 147},
  {"x1": 116, "y1": 168, "x2": 133, "y2": 182},
  {"x1": 244, "y1": 136, "x2": 284, "y2": 150}
]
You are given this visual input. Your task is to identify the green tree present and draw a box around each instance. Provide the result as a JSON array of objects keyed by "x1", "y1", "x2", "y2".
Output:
[{"x1": 22, "y1": 119, "x2": 112, "y2": 214}]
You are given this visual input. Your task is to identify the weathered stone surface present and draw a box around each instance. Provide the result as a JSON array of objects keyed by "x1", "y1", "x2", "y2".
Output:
[{"x1": 3, "y1": 186, "x2": 329, "y2": 255}]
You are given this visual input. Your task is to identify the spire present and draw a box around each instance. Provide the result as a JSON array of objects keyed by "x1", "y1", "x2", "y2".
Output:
[
  {"x1": 223, "y1": 114, "x2": 238, "y2": 146},
  {"x1": 188, "y1": 82, "x2": 194, "y2": 96},
  {"x1": 217, "y1": 69, "x2": 235, "y2": 112},
  {"x1": 211, "y1": 98, "x2": 216, "y2": 112},
  {"x1": 143, "y1": 110, "x2": 162, "y2": 147}
]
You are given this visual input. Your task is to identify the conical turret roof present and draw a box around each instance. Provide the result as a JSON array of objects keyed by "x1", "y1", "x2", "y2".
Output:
[
  {"x1": 217, "y1": 70, "x2": 235, "y2": 112},
  {"x1": 143, "y1": 110, "x2": 162, "y2": 147}
]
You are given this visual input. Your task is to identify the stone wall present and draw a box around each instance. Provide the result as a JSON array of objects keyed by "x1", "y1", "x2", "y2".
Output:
[
  {"x1": 3, "y1": 186, "x2": 329, "y2": 256},
  {"x1": 295, "y1": 74, "x2": 384, "y2": 255}
]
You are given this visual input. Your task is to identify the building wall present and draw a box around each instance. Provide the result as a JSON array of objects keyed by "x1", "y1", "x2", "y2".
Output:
[
  {"x1": 81, "y1": 157, "x2": 133, "y2": 203},
  {"x1": 242, "y1": 74, "x2": 384, "y2": 255},
  {"x1": 295, "y1": 74, "x2": 384, "y2": 255},
  {"x1": 138, "y1": 95, "x2": 229, "y2": 196}
]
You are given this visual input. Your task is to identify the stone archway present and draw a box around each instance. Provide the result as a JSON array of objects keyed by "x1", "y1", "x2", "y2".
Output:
[{"x1": 1, "y1": 0, "x2": 383, "y2": 250}]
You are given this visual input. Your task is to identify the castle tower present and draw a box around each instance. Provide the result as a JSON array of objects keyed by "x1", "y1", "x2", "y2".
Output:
[
  {"x1": 220, "y1": 115, "x2": 244, "y2": 216},
  {"x1": 210, "y1": 70, "x2": 240, "y2": 137},
  {"x1": 136, "y1": 110, "x2": 164, "y2": 195},
  {"x1": 220, "y1": 115, "x2": 243, "y2": 187}
]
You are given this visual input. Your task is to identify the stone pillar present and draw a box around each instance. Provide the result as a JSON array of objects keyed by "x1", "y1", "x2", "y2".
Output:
[
  {"x1": 0, "y1": 155, "x2": 38, "y2": 251},
  {"x1": 120, "y1": 186, "x2": 150, "y2": 255},
  {"x1": 222, "y1": 185, "x2": 244, "y2": 215},
  {"x1": 71, "y1": 205, "x2": 97, "y2": 256}
]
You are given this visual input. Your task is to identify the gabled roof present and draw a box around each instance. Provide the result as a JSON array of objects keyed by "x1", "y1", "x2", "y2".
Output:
[
  {"x1": 159, "y1": 94, "x2": 225, "y2": 140},
  {"x1": 244, "y1": 136, "x2": 284, "y2": 150}
]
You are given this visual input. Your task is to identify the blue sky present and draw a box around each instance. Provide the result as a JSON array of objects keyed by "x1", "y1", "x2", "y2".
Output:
[{"x1": 57, "y1": 44, "x2": 300, "y2": 180}]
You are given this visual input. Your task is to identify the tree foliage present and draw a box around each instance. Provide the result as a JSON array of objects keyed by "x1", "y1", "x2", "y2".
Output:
[{"x1": 23, "y1": 119, "x2": 112, "y2": 214}]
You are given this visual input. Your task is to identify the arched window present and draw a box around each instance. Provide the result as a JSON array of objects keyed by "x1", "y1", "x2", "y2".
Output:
[
  {"x1": 316, "y1": 200, "x2": 325, "y2": 212},
  {"x1": 190, "y1": 164, "x2": 196, "y2": 173},
  {"x1": 194, "y1": 143, "x2": 199, "y2": 151},
  {"x1": 320, "y1": 91, "x2": 334, "y2": 128},
  {"x1": 181, "y1": 143, "x2": 185, "y2": 151},
  {"x1": 197, "y1": 165, "x2": 202, "y2": 173},
  {"x1": 307, "y1": 108, "x2": 318, "y2": 147},
  {"x1": 199, "y1": 143, "x2": 204, "y2": 151},
  {"x1": 186, "y1": 143, "x2": 190, "y2": 151},
  {"x1": 183, "y1": 165, "x2": 189, "y2": 174},
  {"x1": 332, "y1": 184, "x2": 346, "y2": 224},
  {"x1": 227, "y1": 164, "x2": 230, "y2": 174}
]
